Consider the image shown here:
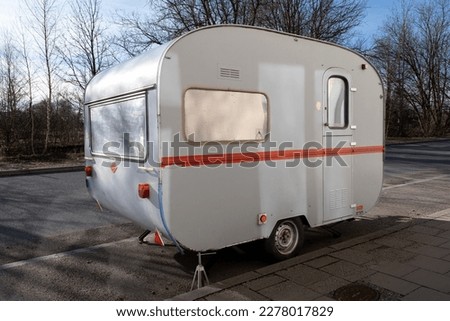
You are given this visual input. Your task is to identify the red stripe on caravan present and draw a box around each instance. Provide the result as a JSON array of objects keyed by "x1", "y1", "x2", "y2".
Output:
[
  {"x1": 323, "y1": 145, "x2": 385, "y2": 157},
  {"x1": 161, "y1": 145, "x2": 384, "y2": 168}
]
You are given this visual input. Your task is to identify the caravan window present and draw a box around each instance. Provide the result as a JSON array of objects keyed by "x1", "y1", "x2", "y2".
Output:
[
  {"x1": 327, "y1": 77, "x2": 348, "y2": 129},
  {"x1": 184, "y1": 89, "x2": 268, "y2": 143},
  {"x1": 89, "y1": 95, "x2": 146, "y2": 159}
]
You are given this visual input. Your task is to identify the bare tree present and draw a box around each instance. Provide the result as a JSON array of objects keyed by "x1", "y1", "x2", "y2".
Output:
[
  {"x1": 25, "y1": 0, "x2": 60, "y2": 154},
  {"x1": 263, "y1": 0, "x2": 366, "y2": 43},
  {"x1": 115, "y1": 0, "x2": 366, "y2": 56},
  {"x1": 59, "y1": 0, "x2": 113, "y2": 91},
  {"x1": 0, "y1": 32, "x2": 24, "y2": 155},
  {"x1": 372, "y1": 5, "x2": 413, "y2": 137},
  {"x1": 115, "y1": 0, "x2": 265, "y2": 56},
  {"x1": 115, "y1": 10, "x2": 166, "y2": 56},
  {"x1": 19, "y1": 31, "x2": 36, "y2": 155},
  {"x1": 373, "y1": 0, "x2": 450, "y2": 137}
]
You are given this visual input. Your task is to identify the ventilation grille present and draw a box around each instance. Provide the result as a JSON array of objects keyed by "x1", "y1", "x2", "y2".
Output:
[
  {"x1": 218, "y1": 67, "x2": 240, "y2": 80},
  {"x1": 329, "y1": 188, "x2": 349, "y2": 210}
]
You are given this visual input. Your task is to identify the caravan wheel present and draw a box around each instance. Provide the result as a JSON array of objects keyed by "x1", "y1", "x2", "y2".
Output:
[{"x1": 265, "y1": 218, "x2": 304, "y2": 261}]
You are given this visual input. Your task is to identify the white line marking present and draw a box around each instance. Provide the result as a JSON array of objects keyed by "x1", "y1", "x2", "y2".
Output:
[
  {"x1": 383, "y1": 175, "x2": 449, "y2": 190},
  {"x1": 0, "y1": 237, "x2": 136, "y2": 272}
]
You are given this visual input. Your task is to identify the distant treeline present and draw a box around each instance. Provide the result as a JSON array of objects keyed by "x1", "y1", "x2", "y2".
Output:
[{"x1": 0, "y1": 99, "x2": 83, "y2": 156}]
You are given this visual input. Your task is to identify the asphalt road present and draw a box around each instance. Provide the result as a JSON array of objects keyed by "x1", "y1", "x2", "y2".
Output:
[{"x1": 0, "y1": 140, "x2": 449, "y2": 300}]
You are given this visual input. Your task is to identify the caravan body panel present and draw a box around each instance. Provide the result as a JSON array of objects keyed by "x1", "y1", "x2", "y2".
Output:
[{"x1": 84, "y1": 25, "x2": 384, "y2": 252}]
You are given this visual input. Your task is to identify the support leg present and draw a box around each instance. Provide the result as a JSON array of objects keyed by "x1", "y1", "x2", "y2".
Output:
[{"x1": 190, "y1": 252, "x2": 214, "y2": 291}]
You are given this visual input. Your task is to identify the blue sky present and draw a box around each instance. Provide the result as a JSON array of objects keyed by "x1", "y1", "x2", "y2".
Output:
[
  {"x1": 358, "y1": 0, "x2": 396, "y2": 38},
  {"x1": 0, "y1": 0, "x2": 396, "y2": 40}
]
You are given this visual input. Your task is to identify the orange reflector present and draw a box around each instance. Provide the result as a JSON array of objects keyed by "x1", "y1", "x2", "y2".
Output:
[
  {"x1": 258, "y1": 213, "x2": 268, "y2": 225},
  {"x1": 138, "y1": 183, "x2": 150, "y2": 198},
  {"x1": 85, "y1": 166, "x2": 93, "y2": 177}
]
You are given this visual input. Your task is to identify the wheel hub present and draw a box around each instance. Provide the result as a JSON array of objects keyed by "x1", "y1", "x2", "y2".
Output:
[{"x1": 275, "y1": 222, "x2": 299, "y2": 255}]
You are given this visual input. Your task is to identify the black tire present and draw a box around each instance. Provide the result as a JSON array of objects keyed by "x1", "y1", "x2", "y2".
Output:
[{"x1": 264, "y1": 217, "x2": 304, "y2": 261}]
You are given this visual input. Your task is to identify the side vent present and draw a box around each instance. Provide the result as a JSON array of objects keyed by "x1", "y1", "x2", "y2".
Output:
[
  {"x1": 218, "y1": 65, "x2": 241, "y2": 80},
  {"x1": 329, "y1": 188, "x2": 349, "y2": 210}
]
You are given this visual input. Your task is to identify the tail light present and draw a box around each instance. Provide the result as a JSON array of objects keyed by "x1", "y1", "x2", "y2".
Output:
[
  {"x1": 138, "y1": 183, "x2": 150, "y2": 199},
  {"x1": 85, "y1": 166, "x2": 93, "y2": 177}
]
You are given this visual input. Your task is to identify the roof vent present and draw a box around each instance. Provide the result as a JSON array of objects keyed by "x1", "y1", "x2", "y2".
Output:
[{"x1": 218, "y1": 66, "x2": 240, "y2": 80}]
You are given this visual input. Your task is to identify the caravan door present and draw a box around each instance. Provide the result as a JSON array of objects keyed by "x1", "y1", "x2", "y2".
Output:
[{"x1": 322, "y1": 68, "x2": 354, "y2": 223}]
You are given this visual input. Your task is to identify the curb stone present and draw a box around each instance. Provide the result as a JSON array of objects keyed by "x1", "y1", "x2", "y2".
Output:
[{"x1": 0, "y1": 166, "x2": 84, "y2": 177}]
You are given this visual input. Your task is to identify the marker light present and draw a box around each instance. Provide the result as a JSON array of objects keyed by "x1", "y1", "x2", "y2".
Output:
[
  {"x1": 258, "y1": 213, "x2": 268, "y2": 225},
  {"x1": 138, "y1": 183, "x2": 150, "y2": 199},
  {"x1": 85, "y1": 166, "x2": 93, "y2": 177}
]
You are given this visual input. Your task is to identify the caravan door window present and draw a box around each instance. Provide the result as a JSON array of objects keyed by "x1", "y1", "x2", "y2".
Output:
[
  {"x1": 184, "y1": 89, "x2": 268, "y2": 143},
  {"x1": 89, "y1": 95, "x2": 146, "y2": 159},
  {"x1": 327, "y1": 77, "x2": 348, "y2": 129}
]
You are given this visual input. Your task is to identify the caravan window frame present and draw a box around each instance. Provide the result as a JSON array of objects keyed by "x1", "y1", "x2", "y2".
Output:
[
  {"x1": 88, "y1": 92, "x2": 148, "y2": 161},
  {"x1": 183, "y1": 88, "x2": 269, "y2": 143},
  {"x1": 327, "y1": 76, "x2": 349, "y2": 129}
]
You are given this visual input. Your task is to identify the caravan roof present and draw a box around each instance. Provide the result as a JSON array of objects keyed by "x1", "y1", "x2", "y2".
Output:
[{"x1": 85, "y1": 42, "x2": 172, "y2": 104}]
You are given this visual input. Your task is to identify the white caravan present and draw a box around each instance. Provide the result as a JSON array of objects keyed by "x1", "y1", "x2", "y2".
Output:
[{"x1": 84, "y1": 25, "x2": 384, "y2": 260}]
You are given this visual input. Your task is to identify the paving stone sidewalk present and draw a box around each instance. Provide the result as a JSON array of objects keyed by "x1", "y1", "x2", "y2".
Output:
[{"x1": 172, "y1": 208, "x2": 450, "y2": 301}]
